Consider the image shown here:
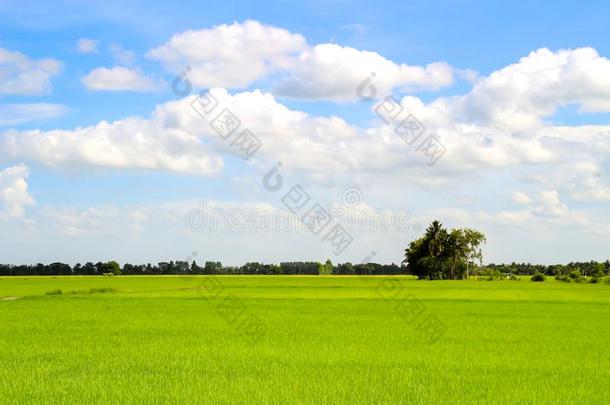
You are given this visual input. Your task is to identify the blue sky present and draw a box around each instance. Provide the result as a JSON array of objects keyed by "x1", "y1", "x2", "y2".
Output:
[{"x1": 1, "y1": 0, "x2": 609, "y2": 265}]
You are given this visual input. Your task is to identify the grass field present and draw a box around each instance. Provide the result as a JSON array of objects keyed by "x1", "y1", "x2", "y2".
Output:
[{"x1": 1, "y1": 276, "x2": 609, "y2": 404}]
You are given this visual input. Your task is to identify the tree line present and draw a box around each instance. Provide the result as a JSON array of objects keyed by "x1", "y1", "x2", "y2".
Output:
[
  {"x1": 1, "y1": 259, "x2": 608, "y2": 278},
  {"x1": 0, "y1": 260, "x2": 406, "y2": 276},
  {"x1": 1, "y1": 221, "x2": 608, "y2": 278},
  {"x1": 481, "y1": 261, "x2": 610, "y2": 278}
]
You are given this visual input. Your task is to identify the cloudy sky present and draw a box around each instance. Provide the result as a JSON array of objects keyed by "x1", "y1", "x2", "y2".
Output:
[{"x1": 1, "y1": 0, "x2": 609, "y2": 266}]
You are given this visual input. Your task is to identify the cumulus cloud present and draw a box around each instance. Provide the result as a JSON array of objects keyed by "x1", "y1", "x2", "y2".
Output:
[
  {"x1": 42, "y1": 206, "x2": 148, "y2": 237},
  {"x1": 108, "y1": 43, "x2": 136, "y2": 66},
  {"x1": 77, "y1": 38, "x2": 99, "y2": 53},
  {"x1": 0, "y1": 103, "x2": 68, "y2": 125},
  {"x1": 148, "y1": 20, "x2": 456, "y2": 99},
  {"x1": 512, "y1": 192, "x2": 532, "y2": 205},
  {"x1": 0, "y1": 164, "x2": 35, "y2": 219},
  {"x1": 148, "y1": 20, "x2": 306, "y2": 88},
  {"x1": 0, "y1": 84, "x2": 604, "y2": 190},
  {"x1": 476, "y1": 190, "x2": 590, "y2": 229},
  {"x1": 0, "y1": 88, "x2": 437, "y2": 180},
  {"x1": 0, "y1": 115, "x2": 223, "y2": 175},
  {"x1": 82, "y1": 66, "x2": 159, "y2": 91},
  {"x1": 274, "y1": 44, "x2": 455, "y2": 100},
  {"x1": 3, "y1": 46, "x2": 610, "y2": 210},
  {"x1": 0, "y1": 47, "x2": 62, "y2": 95},
  {"x1": 442, "y1": 47, "x2": 610, "y2": 132}
]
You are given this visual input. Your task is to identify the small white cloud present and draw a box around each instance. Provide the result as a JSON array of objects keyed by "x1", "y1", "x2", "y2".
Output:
[
  {"x1": 341, "y1": 23, "x2": 368, "y2": 38},
  {"x1": 77, "y1": 38, "x2": 99, "y2": 54},
  {"x1": 511, "y1": 191, "x2": 532, "y2": 205},
  {"x1": 109, "y1": 43, "x2": 135, "y2": 66},
  {"x1": 43, "y1": 206, "x2": 148, "y2": 237},
  {"x1": 82, "y1": 66, "x2": 158, "y2": 91},
  {"x1": 0, "y1": 164, "x2": 35, "y2": 219},
  {"x1": 0, "y1": 103, "x2": 68, "y2": 126},
  {"x1": 0, "y1": 47, "x2": 62, "y2": 95}
]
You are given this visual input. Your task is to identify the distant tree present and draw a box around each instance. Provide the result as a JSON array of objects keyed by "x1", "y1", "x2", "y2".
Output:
[
  {"x1": 461, "y1": 228, "x2": 486, "y2": 279},
  {"x1": 190, "y1": 261, "x2": 200, "y2": 274},
  {"x1": 336, "y1": 262, "x2": 355, "y2": 275},
  {"x1": 318, "y1": 259, "x2": 333, "y2": 275},
  {"x1": 102, "y1": 261, "x2": 121, "y2": 276},
  {"x1": 174, "y1": 261, "x2": 190, "y2": 274},
  {"x1": 82, "y1": 262, "x2": 96, "y2": 275},
  {"x1": 204, "y1": 261, "x2": 223, "y2": 274},
  {"x1": 49, "y1": 262, "x2": 72, "y2": 275},
  {"x1": 592, "y1": 263, "x2": 606, "y2": 278},
  {"x1": 403, "y1": 221, "x2": 486, "y2": 280}
]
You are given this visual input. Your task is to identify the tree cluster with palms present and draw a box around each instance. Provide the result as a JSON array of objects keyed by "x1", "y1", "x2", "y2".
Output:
[{"x1": 403, "y1": 221, "x2": 486, "y2": 280}]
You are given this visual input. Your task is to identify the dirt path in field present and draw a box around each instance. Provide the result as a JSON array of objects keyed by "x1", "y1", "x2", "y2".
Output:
[{"x1": 0, "y1": 296, "x2": 21, "y2": 301}]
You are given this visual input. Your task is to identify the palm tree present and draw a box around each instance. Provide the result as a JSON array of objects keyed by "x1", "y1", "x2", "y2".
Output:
[
  {"x1": 425, "y1": 220, "x2": 445, "y2": 257},
  {"x1": 424, "y1": 221, "x2": 448, "y2": 278}
]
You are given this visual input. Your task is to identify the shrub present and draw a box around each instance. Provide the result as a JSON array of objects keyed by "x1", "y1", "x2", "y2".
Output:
[
  {"x1": 555, "y1": 273, "x2": 571, "y2": 283},
  {"x1": 531, "y1": 272, "x2": 546, "y2": 282},
  {"x1": 568, "y1": 269, "x2": 583, "y2": 283},
  {"x1": 509, "y1": 274, "x2": 520, "y2": 281},
  {"x1": 45, "y1": 289, "x2": 63, "y2": 295},
  {"x1": 481, "y1": 268, "x2": 502, "y2": 281},
  {"x1": 590, "y1": 277, "x2": 600, "y2": 284},
  {"x1": 88, "y1": 287, "x2": 116, "y2": 294},
  {"x1": 591, "y1": 267, "x2": 605, "y2": 279}
]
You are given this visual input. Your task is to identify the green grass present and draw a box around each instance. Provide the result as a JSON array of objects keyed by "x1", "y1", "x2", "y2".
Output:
[{"x1": 1, "y1": 276, "x2": 609, "y2": 404}]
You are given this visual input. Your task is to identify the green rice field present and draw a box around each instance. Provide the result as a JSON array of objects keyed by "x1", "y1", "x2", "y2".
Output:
[{"x1": 1, "y1": 276, "x2": 609, "y2": 404}]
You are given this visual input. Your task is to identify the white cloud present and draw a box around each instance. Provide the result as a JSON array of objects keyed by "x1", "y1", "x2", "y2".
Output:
[
  {"x1": 148, "y1": 20, "x2": 306, "y2": 88},
  {"x1": 0, "y1": 47, "x2": 62, "y2": 95},
  {"x1": 512, "y1": 192, "x2": 532, "y2": 205},
  {"x1": 108, "y1": 43, "x2": 135, "y2": 66},
  {"x1": 82, "y1": 66, "x2": 158, "y2": 91},
  {"x1": 4, "y1": 46, "x2": 610, "y2": 213},
  {"x1": 476, "y1": 190, "x2": 589, "y2": 228},
  {"x1": 77, "y1": 38, "x2": 99, "y2": 53},
  {"x1": 42, "y1": 206, "x2": 148, "y2": 237},
  {"x1": 0, "y1": 84, "x2": 601, "y2": 189},
  {"x1": 274, "y1": 44, "x2": 455, "y2": 100},
  {"x1": 148, "y1": 20, "x2": 455, "y2": 99},
  {"x1": 0, "y1": 164, "x2": 35, "y2": 219},
  {"x1": 0, "y1": 103, "x2": 68, "y2": 126},
  {"x1": 0, "y1": 113, "x2": 223, "y2": 175},
  {"x1": 443, "y1": 47, "x2": 610, "y2": 132}
]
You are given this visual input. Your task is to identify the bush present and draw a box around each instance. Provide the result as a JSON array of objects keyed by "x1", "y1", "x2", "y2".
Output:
[
  {"x1": 591, "y1": 267, "x2": 605, "y2": 279},
  {"x1": 509, "y1": 274, "x2": 520, "y2": 281},
  {"x1": 88, "y1": 287, "x2": 116, "y2": 294},
  {"x1": 555, "y1": 273, "x2": 571, "y2": 283},
  {"x1": 568, "y1": 269, "x2": 583, "y2": 283},
  {"x1": 531, "y1": 272, "x2": 546, "y2": 282},
  {"x1": 481, "y1": 268, "x2": 502, "y2": 281},
  {"x1": 45, "y1": 289, "x2": 63, "y2": 295},
  {"x1": 590, "y1": 277, "x2": 601, "y2": 284}
]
